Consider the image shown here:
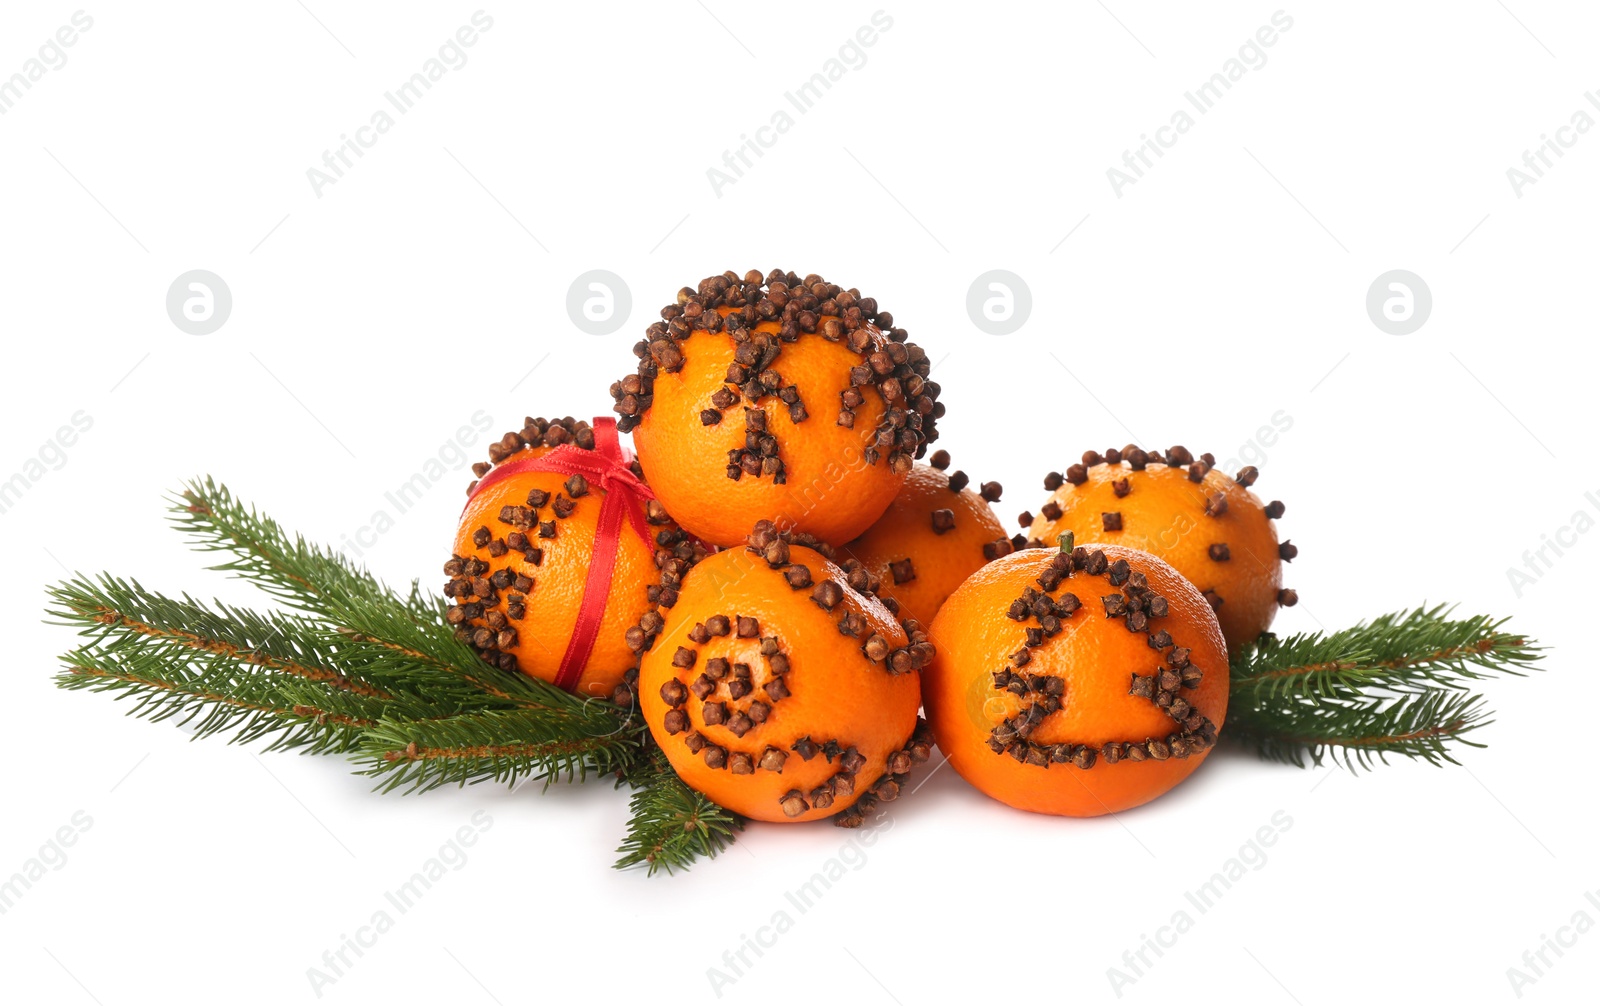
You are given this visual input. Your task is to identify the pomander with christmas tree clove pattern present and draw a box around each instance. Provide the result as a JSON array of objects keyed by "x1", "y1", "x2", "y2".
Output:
[{"x1": 923, "y1": 535, "x2": 1230, "y2": 816}]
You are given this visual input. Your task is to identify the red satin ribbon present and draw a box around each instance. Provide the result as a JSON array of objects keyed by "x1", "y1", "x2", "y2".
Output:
[{"x1": 463, "y1": 418, "x2": 655, "y2": 692}]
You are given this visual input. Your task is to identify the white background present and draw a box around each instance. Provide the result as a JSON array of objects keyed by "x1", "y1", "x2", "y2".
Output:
[{"x1": 1, "y1": 2, "x2": 1595, "y2": 1003}]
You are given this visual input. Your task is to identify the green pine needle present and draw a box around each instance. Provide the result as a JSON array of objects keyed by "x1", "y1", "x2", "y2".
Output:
[
  {"x1": 1230, "y1": 605, "x2": 1541, "y2": 699},
  {"x1": 48, "y1": 572, "x2": 360, "y2": 688},
  {"x1": 56, "y1": 644, "x2": 389, "y2": 755},
  {"x1": 1228, "y1": 605, "x2": 1541, "y2": 769},
  {"x1": 169, "y1": 475, "x2": 427, "y2": 619},
  {"x1": 47, "y1": 573, "x2": 520, "y2": 715},
  {"x1": 1229, "y1": 689, "x2": 1494, "y2": 769},
  {"x1": 614, "y1": 750, "x2": 743, "y2": 876},
  {"x1": 358, "y1": 706, "x2": 646, "y2": 794}
]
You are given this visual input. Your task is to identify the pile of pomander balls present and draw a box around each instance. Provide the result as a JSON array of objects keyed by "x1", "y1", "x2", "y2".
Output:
[{"x1": 445, "y1": 270, "x2": 1297, "y2": 825}]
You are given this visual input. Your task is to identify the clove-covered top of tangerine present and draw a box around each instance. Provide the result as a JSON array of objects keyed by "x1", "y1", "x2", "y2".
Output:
[
  {"x1": 464, "y1": 416, "x2": 598, "y2": 497},
  {"x1": 1027, "y1": 445, "x2": 1295, "y2": 654},
  {"x1": 610, "y1": 269, "x2": 946, "y2": 547}
]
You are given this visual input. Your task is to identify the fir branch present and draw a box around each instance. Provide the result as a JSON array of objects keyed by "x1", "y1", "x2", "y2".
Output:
[
  {"x1": 51, "y1": 479, "x2": 732, "y2": 878},
  {"x1": 1231, "y1": 605, "x2": 1540, "y2": 699},
  {"x1": 169, "y1": 477, "x2": 598, "y2": 713},
  {"x1": 48, "y1": 574, "x2": 386, "y2": 695},
  {"x1": 46, "y1": 573, "x2": 523, "y2": 716},
  {"x1": 170, "y1": 476, "x2": 421, "y2": 618},
  {"x1": 358, "y1": 705, "x2": 644, "y2": 794},
  {"x1": 48, "y1": 570, "x2": 639, "y2": 774},
  {"x1": 1228, "y1": 606, "x2": 1539, "y2": 770},
  {"x1": 615, "y1": 749, "x2": 743, "y2": 876},
  {"x1": 1228, "y1": 689, "x2": 1493, "y2": 770},
  {"x1": 56, "y1": 645, "x2": 392, "y2": 755}
]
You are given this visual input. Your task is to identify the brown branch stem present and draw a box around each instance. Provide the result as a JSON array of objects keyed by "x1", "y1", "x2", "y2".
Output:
[
  {"x1": 182, "y1": 493, "x2": 317, "y2": 593},
  {"x1": 63, "y1": 663, "x2": 375, "y2": 729},
  {"x1": 78, "y1": 604, "x2": 388, "y2": 699},
  {"x1": 382, "y1": 738, "x2": 608, "y2": 763},
  {"x1": 1242, "y1": 718, "x2": 1472, "y2": 750},
  {"x1": 1235, "y1": 634, "x2": 1518, "y2": 684}
]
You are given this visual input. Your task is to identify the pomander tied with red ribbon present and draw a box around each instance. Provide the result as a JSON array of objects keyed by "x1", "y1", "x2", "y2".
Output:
[{"x1": 445, "y1": 417, "x2": 692, "y2": 699}]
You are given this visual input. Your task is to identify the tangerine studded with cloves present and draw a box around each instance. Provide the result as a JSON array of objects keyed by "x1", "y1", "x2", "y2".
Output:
[
  {"x1": 1028, "y1": 446, "x2": 1295, "y2": 653},
  {"x1": 842, "y1": 450, "x2": 1012, "y2": 625},
  {"x1": 444, "y1": 417, "x2": 700, "y2": 699},
  {"x1": 923, "y1": 537, "x2": 1229, "y2": 816},
  {"x1": 612, "y1": 270, "x2": 945, "y2": 548},
  {"x1": 637, "y1": 521, "x2": 930, "y2": 824}
]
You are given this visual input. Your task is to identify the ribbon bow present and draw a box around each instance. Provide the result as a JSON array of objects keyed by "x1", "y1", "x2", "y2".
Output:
[{"x1": 463, "y1": 417, "x2": 655, "y2": 692}]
